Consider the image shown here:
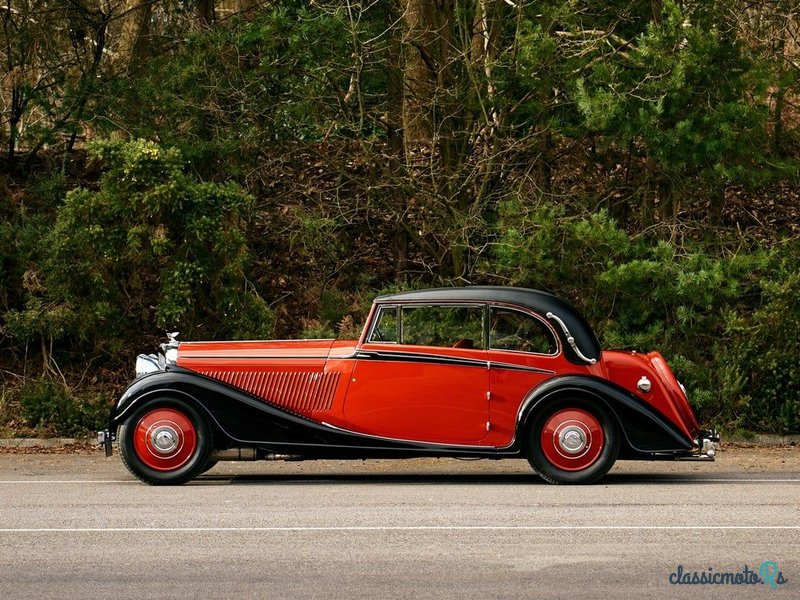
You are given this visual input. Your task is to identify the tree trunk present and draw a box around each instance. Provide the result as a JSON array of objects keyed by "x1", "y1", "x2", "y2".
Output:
[
  {"x1": 401, "y1": 1, "x2": 458, "y2": 145},
  {"x1": 236, "y1": 0, "x2": 258, "y2": 16},
  {"x1": 773, "y1": 16, "x2": 787, "y2": 154},
  {"x1": 196, "y1": 0, "x2": 215, "y2": 29},
  {"x1": 118, "y1": 0, "x2": 153, "y2": 70},
  {"x1": 387, "y1": 11, "x2": 409, "y2": 281},
  {"x1": 469, "y1": 1, "x2": 503, "y2": 85},
  {"x1": 650, "y1": 0, "x2": 663, "y2": 23},
  {"x1": 401, "y1": 0, "x2": 435, "y2": 146},
  {"x1": 7, "y1": 86, "x2": 22, "y2": 163}
]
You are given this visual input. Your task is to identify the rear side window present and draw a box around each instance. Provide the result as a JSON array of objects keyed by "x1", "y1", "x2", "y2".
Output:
[{"x1": 489, "y1": 307, "x2": 556, "y2": 355}]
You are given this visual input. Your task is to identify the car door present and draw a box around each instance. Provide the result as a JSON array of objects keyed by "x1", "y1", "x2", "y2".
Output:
[
  {"x1": 485, "y1": 305, "x2": 565, "y2": 447},
  {"x1": 344, "y1": 303, "x2": 490, "y2": 445}
]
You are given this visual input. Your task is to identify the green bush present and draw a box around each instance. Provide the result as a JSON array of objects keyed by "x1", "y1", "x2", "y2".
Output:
[
  {"x1": 573, "y1": 0, "x2": 785, "y2": 203},
  {"x1": 16, "y1": 378, "x2": 108, "y2": 437},
  {"x1": 720, "y1": 269, "x2": 800, "y2": 433},
  {"x1": 3, "y1": 139, "x2": 275, "y2": 352}
]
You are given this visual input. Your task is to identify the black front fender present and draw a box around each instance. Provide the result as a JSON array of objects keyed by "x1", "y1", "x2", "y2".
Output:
[
  {"x1": 517, "y1": 375, "x2": 694, "y2": 455},
  {"x1": 109, "y1": 368, "x2": 358, "y2": 450}
]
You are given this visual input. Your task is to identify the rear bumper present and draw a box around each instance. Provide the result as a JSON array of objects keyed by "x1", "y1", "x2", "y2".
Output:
[{"x1": 676, "y1": 428, "x2": 720, "y2": 461}]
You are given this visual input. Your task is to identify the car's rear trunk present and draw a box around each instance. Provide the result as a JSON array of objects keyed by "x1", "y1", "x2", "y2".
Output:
[{"x1": 601, "y1": 350, "x2": 699, "y2": 442}]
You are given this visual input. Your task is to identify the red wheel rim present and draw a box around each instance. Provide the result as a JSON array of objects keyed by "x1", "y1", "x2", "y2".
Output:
[
  {"x1": 133, "y1": 408, "x2": 197, "y2": 471},
  {"x1": 540, "y1": 408, "x2": 604, "y2": 472}
]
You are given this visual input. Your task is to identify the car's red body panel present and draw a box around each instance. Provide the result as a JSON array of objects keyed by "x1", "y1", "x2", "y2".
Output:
[
  {"x1": 175, "y1": 316, "x2": 700, "y2": 449},
  {"x1": 178, "y1": 338, "x2": 335, "y2": 361},
  {"x1": 485, "y1": 346, "x2": 611, "y2": 447},
  {"x1": 601, "y1": 350, "x2": 698, "y2": 441},
  {"x1": 178, "y1": 339, "x2": 349, "y2": 424}
]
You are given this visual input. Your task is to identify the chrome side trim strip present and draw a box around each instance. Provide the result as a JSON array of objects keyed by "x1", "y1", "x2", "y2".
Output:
[
  {"x1": 181, "y1": 350, "x2": 556, "y2": 375},
  {"x1": 181, "y1": 355, "x2": 329, "y2": 360},
  {"x1": 355, "y1": 349, "x2": 489, "y2": 369},
  {"x1": 487, "y1": 361, "x2": 555, "y2": 375},
  {"x1": 319, "y1": 421, "x2": 494, "y2": 450}
]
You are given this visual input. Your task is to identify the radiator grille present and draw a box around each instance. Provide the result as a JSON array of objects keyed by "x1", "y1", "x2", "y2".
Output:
[{"x1": 200, "y1": 370, "x2": 339, "y2": 416}]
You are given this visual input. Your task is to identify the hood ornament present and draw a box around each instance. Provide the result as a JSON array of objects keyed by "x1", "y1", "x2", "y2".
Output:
[
  {"x1": 161, "y1": 332, "x2": 180, "y2": 362},
  {"x1": 161, "y1": 331, "x2": 180, "y2": 363}
]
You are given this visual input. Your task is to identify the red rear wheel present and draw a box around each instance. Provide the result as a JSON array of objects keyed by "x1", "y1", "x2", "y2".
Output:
[
  {"x1": 528, "y1": 400, "x2": 619, "y2": 484},
  {"x1": 539, "y1": 408, "x2": 604, "y2": 472},
  {"x1": 118, "y1": 399, "x2": 213, "y2": 485}
]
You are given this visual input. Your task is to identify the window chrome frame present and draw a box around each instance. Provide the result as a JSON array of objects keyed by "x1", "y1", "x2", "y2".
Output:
[
  {"x1": 367, "y1": 305, "x2": 400, "y2": 344},
  {"x1": 400, "y1": 303, "x2": 486, "y2": 350},
  {"x1": 487, "y1": 304, "x2": 560, "y2": 357},
  {"x1": 367, "y1": 302, "x2": 487, "y2": 350}
]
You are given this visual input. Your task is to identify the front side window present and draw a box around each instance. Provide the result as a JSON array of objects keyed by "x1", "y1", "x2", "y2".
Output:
[
  {"x1": 489, "y1": 307, "x2": 557, "y2": 355},
  {"x1": 401, "y1": 305, "x2": 484, "y2": 349},
  {"x1": 369, "y1": 306, "x2": 399, "y2": 342}
]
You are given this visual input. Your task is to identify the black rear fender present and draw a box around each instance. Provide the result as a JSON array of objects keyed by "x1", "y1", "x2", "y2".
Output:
[{"x1": 517, "y1": 375, "x2": 694, "y2": 455}]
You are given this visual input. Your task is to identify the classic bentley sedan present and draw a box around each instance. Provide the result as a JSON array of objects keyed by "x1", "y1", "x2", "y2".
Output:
[{"x1": 98, "y1": 287, "x2": 718, "y2": 485}]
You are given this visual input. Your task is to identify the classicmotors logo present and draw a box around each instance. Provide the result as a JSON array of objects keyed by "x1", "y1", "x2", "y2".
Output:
[{"x1": 669, "y1": 561, "x2": 788, "y2": 589}]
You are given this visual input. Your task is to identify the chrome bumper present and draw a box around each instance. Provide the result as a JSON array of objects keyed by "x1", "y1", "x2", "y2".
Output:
[
  {"x1": 97, "y1": 429, "x2": 115, "y2": 457},
  {"x1": 677, "y1": 429, "x2": 720, "y2": 461}
]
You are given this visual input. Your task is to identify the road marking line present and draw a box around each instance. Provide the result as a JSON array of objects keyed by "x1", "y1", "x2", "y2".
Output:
[
  {"x1": 1, "y1": 526, "x2": 799, "y2": 533},
  {"x1": 0, "y1": 480, "x2": 134, "y2": 484},
  {"x1": 620, "y1": 478, "x2": 800, "y2": 482},
  {"x1": 0, "y1": 477, "x2": 798, "y2": 484}
]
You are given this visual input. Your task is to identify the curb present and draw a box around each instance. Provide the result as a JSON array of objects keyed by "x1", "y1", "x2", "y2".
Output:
[
  {"x1": 725, "y1": 434, "x2": 800, "y2": 447},
  {"x1": 0, "y1": 438, "x2": 80, "y2": 448}
]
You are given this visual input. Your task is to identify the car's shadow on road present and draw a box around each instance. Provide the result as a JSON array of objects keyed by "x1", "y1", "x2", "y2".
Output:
[{"x1": 192, "y1": 472, "x2": 747, "y2": 486}]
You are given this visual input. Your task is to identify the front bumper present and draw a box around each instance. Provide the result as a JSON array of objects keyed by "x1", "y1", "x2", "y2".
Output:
[{"x1": 97, "y1": 429, "x2": 115, "y2": 457}]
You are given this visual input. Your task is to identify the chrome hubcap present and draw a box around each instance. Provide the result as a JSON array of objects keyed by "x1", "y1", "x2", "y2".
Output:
[
  {"x1": 558, "y1": 426, "x2": 587, "y2": 454},
  {"x1": 151, "y1": 426, "x2": 179, "y2": 454}
]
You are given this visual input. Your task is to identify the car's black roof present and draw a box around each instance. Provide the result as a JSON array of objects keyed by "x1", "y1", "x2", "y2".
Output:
[{"x1": 374, "y1": 286, "x2": 601, "y2": 364}]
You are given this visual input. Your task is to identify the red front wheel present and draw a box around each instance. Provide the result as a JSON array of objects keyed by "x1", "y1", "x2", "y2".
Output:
[
  {"x1": 118, "y1": 399, "x2": 213, "y2": 485},
  {"x1": 527, "y1": 400, "x2": 619, "y2": 484}
]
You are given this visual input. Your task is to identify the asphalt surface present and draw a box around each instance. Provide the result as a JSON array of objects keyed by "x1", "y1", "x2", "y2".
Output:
[{"x1": 0, "y1": 447, "x2": 798, "y2": 599}]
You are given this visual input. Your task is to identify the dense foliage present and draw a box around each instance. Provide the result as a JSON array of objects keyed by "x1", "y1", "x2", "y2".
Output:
[{"x1": 1, "y1": 0, "x2": 799, "y2": 435}]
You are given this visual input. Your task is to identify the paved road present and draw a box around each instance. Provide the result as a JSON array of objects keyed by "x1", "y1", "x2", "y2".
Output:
[{"x1": 0, "y1": 448, "x2": 798, "y2": 599}]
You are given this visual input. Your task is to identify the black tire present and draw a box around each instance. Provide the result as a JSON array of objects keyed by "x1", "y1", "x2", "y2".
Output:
[
  {"x1": 526, "y1": 398, "x2": 619, "y2": 485},
  {"x1": 118, "y1": 397, "x2": 214, "y2": 486}
]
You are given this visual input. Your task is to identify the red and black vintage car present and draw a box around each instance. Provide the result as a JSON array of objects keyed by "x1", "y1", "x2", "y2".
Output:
[{"x1": 98, "y1": 287, "x2": 719, "y2": 485}]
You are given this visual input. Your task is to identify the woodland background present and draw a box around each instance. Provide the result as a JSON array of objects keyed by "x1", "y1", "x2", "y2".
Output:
[{"x1": 1, "y1": 0, "x2": 800, "y2": 436}]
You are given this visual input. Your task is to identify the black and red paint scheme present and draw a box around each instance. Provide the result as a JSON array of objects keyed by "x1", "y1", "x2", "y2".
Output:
[{"x1": 99, "y1": 287, "x2": 719, "y2": 485}]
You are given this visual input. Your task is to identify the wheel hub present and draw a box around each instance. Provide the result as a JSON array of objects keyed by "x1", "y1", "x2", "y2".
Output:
[
  {"x1": 151, "y1": 426, "x2": 179, "y2": 454},
  {"x1": 558, "y1": 426, "x2": 587, "y2": 454}
]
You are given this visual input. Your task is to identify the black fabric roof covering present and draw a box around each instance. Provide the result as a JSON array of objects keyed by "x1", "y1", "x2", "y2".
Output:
[{"x1": 374, "y1": 286, "x2": 601, "y2": 364}]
